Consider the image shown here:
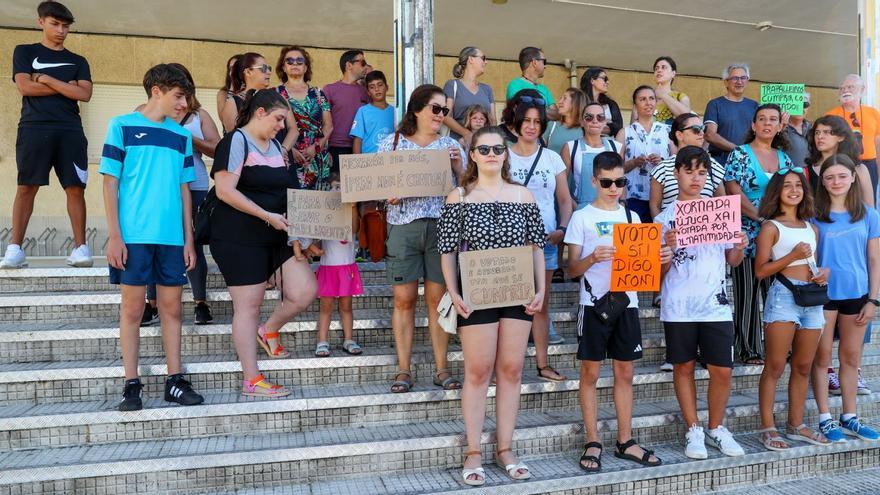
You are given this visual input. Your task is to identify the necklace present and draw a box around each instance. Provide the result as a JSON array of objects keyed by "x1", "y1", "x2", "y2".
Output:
[{"x1": 475, "y1": 182, "x2": 505, "y2": 203}]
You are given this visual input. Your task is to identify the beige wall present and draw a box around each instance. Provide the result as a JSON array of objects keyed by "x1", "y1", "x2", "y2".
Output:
[{"x1": 0, "y1": 28, "x2": 840, "y2": 247}]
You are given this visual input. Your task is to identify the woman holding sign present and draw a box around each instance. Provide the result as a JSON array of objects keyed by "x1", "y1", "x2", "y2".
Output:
[
  {"x1": 724, "y1": 103, "x2": 794, "y2": 365},
  {"x1": 508, "y1": 98, "x2": 575, "y2": 383},
  {"x1": 380, "y1": 84, "x2": 465, "y2": 394},
  {"x1": 210, "y1": 89, "x2": 318, "y2": 397},
  {"x1": 438, "y1": 126, "x2": 546, "y2": 485}
]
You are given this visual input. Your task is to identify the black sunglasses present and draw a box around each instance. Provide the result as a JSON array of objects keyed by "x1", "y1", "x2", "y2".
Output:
[
  {"x1": 430, "y1": 104, "x2": 450, "y2": 116},
  {"x1": 682, "y1": 124, "x2": 705, "y2": 134},
  {"x1": 582, "y1": 113, "x2": 607, "y2": 123},
  {"x1": 285, "y1": 57, "x2": 306, "y2": 66},
  {"x1": 519, "y1": 95, "x2": 545, "y2": 106},
  {"x1": 598, "y1": 177, "x2": 628, "y2": 188},
  {"x1": 595, "y1": 76, "x2": 609, "y2": 82},
  {"x1": 249, "y1": 64, "x2": 272, "y2": 73},
  {"x1": 473, "y1": 145, "x2": 507, "y2": 156}
]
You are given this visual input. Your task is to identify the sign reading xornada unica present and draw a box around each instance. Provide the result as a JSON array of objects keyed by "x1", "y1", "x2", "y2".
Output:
[
  {"x1": 674, "y1": 195, "x2": 741, "y2": 248},
  {"x1": 287, "y1": 190, "x2": 353, "y2": 242},
  {"x1": 459, "y1": 246, "x2": 535, "y2": 311},
  {"x1": 339, "y1": 149, "x2": 454, "y2": 202}
]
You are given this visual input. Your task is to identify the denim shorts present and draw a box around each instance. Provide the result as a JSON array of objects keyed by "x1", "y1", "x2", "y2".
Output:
[
  {"x1": 544, "y1": 242, "x2": 558, "y2": 271},
  {"x1": 763, "y1": 278, "x2": 826, "y2": 329}
]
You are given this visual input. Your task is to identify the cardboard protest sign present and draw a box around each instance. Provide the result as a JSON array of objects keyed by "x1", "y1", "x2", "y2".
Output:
[
  {"x1": 611, "y1": 224, "x2": 661, "y2": 292},
  {"x1": 459, "y1": 246, "x2": 535, "y2": 311},
  {"x1": 339, "y1": 149, "x2": 454, "y2": 203},
  {"x1": 760, "y1": 83, "x2": 806, "y2": 116},
  {"x1": 674, "y1": 195, "x2": 741, "y2": 248},
  {"x1": 287, "y1": 190, "x2": 353, "y2": 242}
]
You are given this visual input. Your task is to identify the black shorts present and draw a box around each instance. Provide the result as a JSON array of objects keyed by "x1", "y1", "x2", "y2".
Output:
[
  {"x1": 16, "y1": 127, "x2": 88, "y2": 188},
  {"x1": 664, "y1": 321, "x2": 734, "y2": 368},
  {"x1": 209, "y1": 240, "x2": 294, "y2": 286},
  {"x1": 824, "y1": 294, "x2": 868, "y2": 315},
  {"x1": 458, "y1": 305, "x2": 532, "y2": 328},
  {"x1": 577, "y1": 306, "x2": 642, "y2": 362}
]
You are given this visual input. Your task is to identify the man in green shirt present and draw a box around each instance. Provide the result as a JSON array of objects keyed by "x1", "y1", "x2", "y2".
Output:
[{"x1": 505, "y1": 47, "x2": 558, "y2": 119}]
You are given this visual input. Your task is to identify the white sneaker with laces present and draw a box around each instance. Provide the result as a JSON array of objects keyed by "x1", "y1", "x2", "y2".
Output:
[
  {"x1": 0, "y1": 244, "x2": 27, "y2": 269},
  {"x1": 684, "y1": 424, "x2": 708, "y2": 459},
  {"x1": 66, "y1": 244, "x2": 93, "y2": 267},
  {"x1": 857, "y1": 369, "x2": 872, "y2": 395},
  {"x1": 706, "y1": 425, "x2": 745, "y2": 457},
  {"x1": 660, "y1": 362, "x2": 674, "y2": 372}
]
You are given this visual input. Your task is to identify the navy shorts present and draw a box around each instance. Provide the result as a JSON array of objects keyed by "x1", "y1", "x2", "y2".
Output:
[
  {"x1": 109, "y1": 244, "x2": 187, "y2": 286},
  {"x1": 16, "y1": 127, "x2": 88, "y2": 188}
]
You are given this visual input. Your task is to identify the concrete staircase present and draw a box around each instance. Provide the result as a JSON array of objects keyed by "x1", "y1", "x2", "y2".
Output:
[{"x1": 0, "y1": 260, "x2": 878, "y2": 494}]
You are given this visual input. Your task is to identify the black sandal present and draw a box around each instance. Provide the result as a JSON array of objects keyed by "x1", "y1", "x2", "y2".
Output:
[
  {"x1": 552, "y1": 268, "x2": 565, "y2": 284},
  {"x1": 579, "y1": 441, "x2": 603, "y2": 472},
  {"x1": 613, "y1": 439, "x2": 661, "y2": 467}
]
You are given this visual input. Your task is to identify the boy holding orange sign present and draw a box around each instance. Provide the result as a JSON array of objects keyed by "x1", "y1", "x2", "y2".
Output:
[
  {"x1": 655, "y1": 146, "x2": 749, "y2": 460},
  {"x1": 565, "y1": 151, "x2": 672, "y2": 472}
]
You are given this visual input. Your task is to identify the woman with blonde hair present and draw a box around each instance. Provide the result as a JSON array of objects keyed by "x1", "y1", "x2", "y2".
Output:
[{"x1": 442, "y1": 46, "x2": 496, "y2": 141}]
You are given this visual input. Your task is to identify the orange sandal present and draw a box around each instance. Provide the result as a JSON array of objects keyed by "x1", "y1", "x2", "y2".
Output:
[
  {"x1": 257, "y1": 325, "x2": 290, "y2": 358},
  {"x1": 242, "y1": 374, "x2": 290, "y2": 398}
]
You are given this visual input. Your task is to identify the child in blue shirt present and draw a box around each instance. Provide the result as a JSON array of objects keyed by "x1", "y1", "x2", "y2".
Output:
[
  {"x1": 100, "y1": 64, "x2": 204, "y2": 412},
  {"x1": 350, "y1": 70, "x2": 394, "y2": 154}
]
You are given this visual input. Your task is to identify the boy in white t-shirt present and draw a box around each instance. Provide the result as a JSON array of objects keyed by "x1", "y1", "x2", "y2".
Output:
[
  {"x1": 655, "y1": 146, "x2": 748, "y2": 459},
  {"x1": 564, "y1": 151, "x2": 672, "y2": 472}
]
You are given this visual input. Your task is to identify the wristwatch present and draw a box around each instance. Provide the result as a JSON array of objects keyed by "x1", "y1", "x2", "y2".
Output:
[{"x1": 868, "y1": 298, "x2": 880, "y2": 307}]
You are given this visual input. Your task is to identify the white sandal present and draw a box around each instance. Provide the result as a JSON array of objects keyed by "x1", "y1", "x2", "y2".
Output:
[
  {"x1": 461, "y1": 450, "x2": 485, "y2": 486},
  {"x1": 496, "y1": 448, "x2": 531, "y2": 480}
]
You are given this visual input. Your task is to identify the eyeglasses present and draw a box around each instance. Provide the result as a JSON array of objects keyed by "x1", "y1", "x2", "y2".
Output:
[
  {"x1": 682, "y1": 124, "x2": 705, "y2": 134},
  {"x1": 249, "y1": 64, "x2": 272, "y2": 73},
  {"x1": 777, "y1": 167, "x2": 804, "y2": 175},
  {"x1": 814, "y1": 129, "x2": 835, "y2": 137},
  {"x1": 851, "y1": 112, "x2": 861, "y2": 128},
  {"x1": 285, "y1": 57, "x2": 306, "y2": 66},
  {"x1": 518, "y1": 95, "x2": 545, "y2": 106},
  {"x1": 841, "y1": 84, "x2": 861, "y2": 92},
  {"x1": 470, "y1": 54, "x2": 487, "y2": 61},
  {"x1": 473, "y1": 145, "x2": 507, "y2": 156},
  {"x1": 595, "y1": 76, "x2": 609, "y2": 82},
  {"x1": 598, "y1": 177, "x2": 628, "y2": 188},
  {"x1": 727, "y1": 76, "x2": 750, "y2": 83},
  {"x1": 429, "y1": 104, "x2": 450, "y2": 116},
  {"x1": 582, "y1": 113, "x2": 607, "y2": 123}
]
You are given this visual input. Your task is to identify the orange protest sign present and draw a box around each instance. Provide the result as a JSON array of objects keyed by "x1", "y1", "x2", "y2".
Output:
[{"x1": 610, "y1": 223, "x2": 661, "y2": 292}]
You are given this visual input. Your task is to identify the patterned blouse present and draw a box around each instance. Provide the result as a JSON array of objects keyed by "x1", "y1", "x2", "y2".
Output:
[
  {"x1": 378, "y1": 134, "x2": 465, "y2": 225},
  {"x1": 276, "y1": 85, "x2": 332, "y2": 190},
  {"x1": 437, "y1": 196, "x2": 546, "y2": 254},
  {"x1": 723, "y1": 143, "x2": 794, "y2": 256}
]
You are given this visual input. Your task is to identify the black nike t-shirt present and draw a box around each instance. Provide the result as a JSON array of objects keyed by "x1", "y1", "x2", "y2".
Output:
[{"x1": 12, "y1": 43, "x2": 91, "y2": 130}]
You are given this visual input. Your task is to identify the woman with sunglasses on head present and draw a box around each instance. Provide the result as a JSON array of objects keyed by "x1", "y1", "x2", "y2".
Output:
[
  {"x1": 622, "y1": 85, "x2": 675, "y2": 221},
  {"x1": 501, "y1": 89, "x2": 545, "y2": 146},
  {"x1": 580, "y1": 67, "x2": 624, "y2": 141},
  {"x1": 216, "y1": 54, "x2": 241, "y2": 123},
  {"x1": 443, "y1": 47, "x2": 496, "y2": 142},
  {"x1": 561, "y1": 102, "x2": 623, "y2": 212},
  {"x1": 724, "y1": 103, "x2": 794, "y2": 365},
  {"x1": 439, "y1": 126, "x2": 545, "y2": 485},
  {"x1": 754, "y1": 168, "x2": 831, "y2": 451},
  {"x1": 827, "y1": 74, "x2": 880, "y2": 197},
  {"x1": 647, "y1": 56, "x2": 691, "y2": 125},
  {"x1": 508, "y1": 99, "x2": 574, "y2": 383},
  {"x1": 650, "y1": 113, "x2": 726, "y2": 219},
  {"x1": 381, "y1": 84, "x2": 465, "y2": 394},
  {"x1": 811, "y1": 154, "x2": 880, "y2": 443},
  {"x1": 806, "y1": 115, "x2": 873, "y2": 207},
  {"x1": 275, "y1": 45, "x2": 333, "y2": 191}
]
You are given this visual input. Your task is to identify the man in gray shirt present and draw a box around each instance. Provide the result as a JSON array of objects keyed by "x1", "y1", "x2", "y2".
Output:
[{"x1": 783, "y1": 92, "x2": 812, "y2": 168}]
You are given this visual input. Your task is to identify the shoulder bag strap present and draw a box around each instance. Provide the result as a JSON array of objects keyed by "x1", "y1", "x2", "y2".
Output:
[
  {"x1": 570, "y1": 139, "x2": 579, "y2": 168},
  {"x1": 392, "y1": 131, "x2": 400, "y2": 151},
  {"x1": 523, "y1": 146, "x2": 544, "y2": 187},
  {"x1": 458, "y1": 186, "x2": 468, "y2": 252}
]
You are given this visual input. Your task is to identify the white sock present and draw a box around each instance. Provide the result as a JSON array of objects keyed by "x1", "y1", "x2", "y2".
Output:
[
  {"x1": 7, "y1": 244, "x2": 21, "y2": 250},
  {"x1": 819, "y1": 413, "x2": 833, "y2": 423},
  {"x1": 841, "y1": 413, "x2": 857, "y2": 422}
]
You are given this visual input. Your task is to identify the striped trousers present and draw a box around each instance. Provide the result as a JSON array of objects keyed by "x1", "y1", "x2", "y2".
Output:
[{"x1": 731, "y1": 256, "x2": 767, "y2": 362}]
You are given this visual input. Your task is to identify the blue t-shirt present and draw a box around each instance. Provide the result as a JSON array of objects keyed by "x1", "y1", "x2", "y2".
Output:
[
  {"x1": 99, "y1": 112, "x2": 195, "y2": 246},
  {"x1": 814, "y1": 208, "x2": 880, "y2": 300},
  {"x1": 349, "y1": 103, "x2": 395, "y2": 154},
  {"x1": 704, "y1": 96, "x2": 759, "y2": 165}
]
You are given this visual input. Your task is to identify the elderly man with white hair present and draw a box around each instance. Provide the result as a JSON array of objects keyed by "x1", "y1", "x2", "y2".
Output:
[
  {"x1": 705, "y1": 63, "x2": 760, "y2": 166},
  {"x1": 827, "y1": 74, "x2": 880, "y2": 195}
]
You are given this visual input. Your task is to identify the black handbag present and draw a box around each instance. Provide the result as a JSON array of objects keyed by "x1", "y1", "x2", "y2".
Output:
[
  {"x1": 193, "y1": 187, "x2": 218, "y2": 245},
  {"x1": 584, "y1": 202, "x2": 634, "y2": 325},
  {"x1": 775, "y1": 273, "x2": 829, "y2": 307}
]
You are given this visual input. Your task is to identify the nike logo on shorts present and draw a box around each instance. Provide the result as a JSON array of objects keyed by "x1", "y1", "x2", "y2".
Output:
[
  {"x1": 134, "y1": 133, "x2": 147, "y2": 139},
  {"x1": 32, "y1": 58, "x2": 75, "y2": 70}
]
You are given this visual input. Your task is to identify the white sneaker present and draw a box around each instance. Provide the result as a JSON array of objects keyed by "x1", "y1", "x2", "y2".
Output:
[
  {"x1": 706, "y1": 425, "x2": 745, "y2": 457},
  {"x1": 0, "y1": 244, "x2": 27, "y2": 269},
  {"x1": 66, "y1": 244, "x2": 93, "y2": 267},
  {"x1": 857, "y1": 369, "x2": 872, "y2": 395},
  {"x1": 684, "y1": 424, "x2": 708, "y2": 459},
  {"x1": 660, "y1": 362, "x2": 674, "y2": 372}
]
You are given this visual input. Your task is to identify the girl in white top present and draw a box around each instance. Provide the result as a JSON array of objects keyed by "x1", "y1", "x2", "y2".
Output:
[
  {"x1": 314, "y1": 176, "x2": 363, "y2": 357},
  {"x1": 754, "y1": 168, "x2": 831, "y2": 450}
]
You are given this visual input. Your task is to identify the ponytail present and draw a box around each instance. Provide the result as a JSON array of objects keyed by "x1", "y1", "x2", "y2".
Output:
[
  {"x1": 234, "y1": 89, "x2": 288, "y2": 129},
  {"x1": 453, "y1": 46, "x2": 479, "y2": 79}
]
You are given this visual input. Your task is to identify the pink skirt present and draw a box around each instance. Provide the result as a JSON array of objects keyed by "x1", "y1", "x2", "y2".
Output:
[{"x1": 316, "y1": 263, "x2": 364, "y2": 297}]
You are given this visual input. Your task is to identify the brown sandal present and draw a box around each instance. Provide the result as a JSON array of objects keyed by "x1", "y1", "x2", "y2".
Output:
[{"x1": 537, "y1": 365, "x2": 566, "y2": 382}]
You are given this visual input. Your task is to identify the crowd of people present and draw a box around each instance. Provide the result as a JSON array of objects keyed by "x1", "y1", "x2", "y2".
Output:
[{"x1": 4, "y1": 1, "x2": 880, "y2": 486}]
